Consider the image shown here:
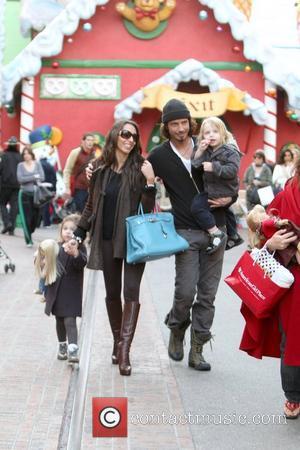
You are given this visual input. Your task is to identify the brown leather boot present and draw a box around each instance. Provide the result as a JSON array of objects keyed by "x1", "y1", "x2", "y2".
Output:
[
  {"x1": 105, "y1": 299, "x2": 122, "y2": 365},
  {"x1": 118, "y1": 302, "x2": 140, "y2": 376}
]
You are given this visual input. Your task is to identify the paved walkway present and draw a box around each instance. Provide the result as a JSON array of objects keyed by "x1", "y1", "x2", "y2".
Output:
[
  {"x1": 0, "y1": 226, "x2": 194, "y2": 449},
  {"x1": 0, "y1": 227, "x2": 71, "y2": 449}
]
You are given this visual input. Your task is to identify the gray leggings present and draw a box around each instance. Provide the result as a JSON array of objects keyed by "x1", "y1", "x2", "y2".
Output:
[{"x1": 55, "y1": 316, "x2": 78, "y2": 345}]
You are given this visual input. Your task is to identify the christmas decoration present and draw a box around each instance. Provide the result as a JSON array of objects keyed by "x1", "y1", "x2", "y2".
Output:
[
  {"x1": 199, "y1": 10, "x2": 208, "y2": 21},
  {"x1": 83, "y1": 22, "x2": 92, "y2": 32},
  {"x1": 232, "y1": 45, "x2": 241, "y2": 53}
]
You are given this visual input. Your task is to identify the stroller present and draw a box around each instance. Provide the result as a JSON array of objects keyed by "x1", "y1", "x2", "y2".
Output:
[{"x1": 0, "y1": 241, "x2": 15, "y2": 273}]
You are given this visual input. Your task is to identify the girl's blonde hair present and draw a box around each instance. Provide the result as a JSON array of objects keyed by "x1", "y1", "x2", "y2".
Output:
[
  {"x1": 198, "y1": 117, "x2": 235, "y2": 147},
  {"x1": 246, "y1": 204, "x2": 268, "y2": 248},
  {"x1": 34, "y1": 239, "x2": 60, "y2": 285},
  {"x1": 58, "y1": 213, "x2": 81, "y2": 243}
]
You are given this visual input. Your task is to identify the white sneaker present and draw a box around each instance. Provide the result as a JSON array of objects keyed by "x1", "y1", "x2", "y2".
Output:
[{"x1": 68, "y1": 344, "x2": 79, "y2": 363}]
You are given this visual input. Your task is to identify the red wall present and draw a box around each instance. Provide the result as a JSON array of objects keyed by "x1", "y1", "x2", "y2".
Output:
[{"x1": 1, "y1": 109, "x2": 21, "y2": 149}]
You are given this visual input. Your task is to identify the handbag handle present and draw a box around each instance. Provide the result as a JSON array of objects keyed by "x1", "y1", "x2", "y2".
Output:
[
  {"x1": 251, "y1": 244, "x2": 275, "y2": 264},
  {"x1": 138, "y1": 202, "x2": 159, "y2": 217},
  {"x1": 251, "y1": 244, "x2": 277, "y2": 279}
]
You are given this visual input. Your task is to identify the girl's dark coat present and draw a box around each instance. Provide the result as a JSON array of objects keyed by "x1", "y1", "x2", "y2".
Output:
[
  {"x1": 45, "y1": 244, "x2": 87, "y2": 317},
  {"x1": 78, "y1": 165, "x2": 155, "y2": 270}
]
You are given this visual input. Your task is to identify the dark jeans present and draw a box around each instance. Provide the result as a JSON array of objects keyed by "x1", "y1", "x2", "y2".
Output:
[
  {"x1": 280, "y1": 327, "x2": 300, "y2": 402},
  {"x1": 19, "y1": 191, "x2": 40, "y2": 244},
  {"x1": 226, "y1": 208, "x2": 238, "y2": 238},
  {"x1": 190, "y1": 192, "x2": 216, "y2": 230},
  {"x1": 0, "y1": 187, "x2": 19, "y2": 231},
  {"x1": 55, "y1": 316, "x2": 78, "y2": 345},
  {"x1": 42, "y1": 202, "x2": 52, "y2": 226},
  {"x1": 74, "y1": 188, "x2": 88, "y2": 213},
  {"x1": 102, "y1": 239, "x2": 145, "y2": 303},
  {"x1": 165, "y1": 228, "x2": 225, "y2": 339}
]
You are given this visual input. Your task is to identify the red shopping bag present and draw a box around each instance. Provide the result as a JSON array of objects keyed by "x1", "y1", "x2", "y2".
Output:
[{"x1": 224, "y1": 251, "x2": 288, "y2": 319}]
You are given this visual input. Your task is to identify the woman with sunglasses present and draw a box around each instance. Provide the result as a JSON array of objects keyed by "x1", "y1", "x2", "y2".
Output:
[{"x1": 73, "y1": 120, "x2": 156, "y2": 376}]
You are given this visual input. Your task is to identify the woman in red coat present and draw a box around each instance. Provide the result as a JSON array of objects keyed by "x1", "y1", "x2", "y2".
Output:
[{"x1": 240, "y1": 157, "x2": 300, "y2": 419}]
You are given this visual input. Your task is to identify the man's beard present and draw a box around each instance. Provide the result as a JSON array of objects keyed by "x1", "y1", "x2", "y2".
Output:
[{"x1": 175, "y1": 133, "x2": 188, "y2": 142}]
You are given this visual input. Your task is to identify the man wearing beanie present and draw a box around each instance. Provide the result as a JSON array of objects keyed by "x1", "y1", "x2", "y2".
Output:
[{"x1": 148, "y1": 98, "x2": 230, "y2": 371}]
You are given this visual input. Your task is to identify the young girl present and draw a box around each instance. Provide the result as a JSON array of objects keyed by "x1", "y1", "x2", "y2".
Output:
[
  {"x1": 247, "y1": 204, "x2": 300, "y2": 266},
  {"x1": 191, "y1": 117, "x2": 241, "y2": 254},
  {"x1": 35, "y1": 214, "x2": 87, "y2": 363}
]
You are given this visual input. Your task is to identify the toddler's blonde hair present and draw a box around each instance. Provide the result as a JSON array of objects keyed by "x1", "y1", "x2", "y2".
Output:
[
  {"x1": 35, "y1": 239, "x2": 60, "y2": 285},
  {"x1": 198, "y1": 117, "x2": 235, "y2": 147},
  {"x1": 246, "y1": 204, "x2": 268, "y2": 248}
]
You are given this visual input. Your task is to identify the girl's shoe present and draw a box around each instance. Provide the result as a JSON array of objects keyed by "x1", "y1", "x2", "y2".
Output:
[
  {"x1": 284, "y1": 401, "x2": 300, "y2": 419},
  {"x1": 206, "y1": 231, "x2": 227, "y2": 255},
  {"x1": 68, "y1": 344, "x2": 79, "y2": 363},
  {"x1": 225, "y1": 234, "x2": 244, "y2": 251},
  {"x1": 57, "y1": 342, "x2": 68, "y2": 360},
  {"x1": 33, "y1": 289, "x2": 43, "y2": 294}
]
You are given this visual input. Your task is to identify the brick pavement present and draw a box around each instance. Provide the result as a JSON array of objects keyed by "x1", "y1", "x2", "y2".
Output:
[
  {"x1": 0, "y1": 226, "x2": 194, "y2": 449},
  {"x1": 0, "y1": 226, "x2": 71, "y2": 449}
]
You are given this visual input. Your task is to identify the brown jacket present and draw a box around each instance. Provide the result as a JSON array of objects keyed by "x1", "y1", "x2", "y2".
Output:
[{"x1": 78, "y1": 164, "x2": 156, "y2": 270}]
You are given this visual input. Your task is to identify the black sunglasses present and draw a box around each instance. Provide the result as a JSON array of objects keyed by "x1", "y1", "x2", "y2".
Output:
[{"x1": 119, "y1": 129, "x2": 138, "y2": 143}]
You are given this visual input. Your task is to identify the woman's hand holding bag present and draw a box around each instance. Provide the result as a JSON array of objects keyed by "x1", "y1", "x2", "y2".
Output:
[
  {"x1": 126, "y1": 204, "x2": 189, "y2": 264},
  {"x1": 224, "y1": 245, "x2": 294, "y2": 318},
  {"x1": 33, "y1": 182, "x2": 55, "y2": 208}
]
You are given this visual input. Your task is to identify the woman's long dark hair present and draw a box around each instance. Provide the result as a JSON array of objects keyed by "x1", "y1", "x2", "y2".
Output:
[
  {"x1": 278, "y1": 147, "x2": 293, "y2": 165},
  {"x1": 21, "y1": 146, "x2": 35, "y2": 160},
  {"x1": 99, "y1": 120, "x2": 144, "y2": 188}
]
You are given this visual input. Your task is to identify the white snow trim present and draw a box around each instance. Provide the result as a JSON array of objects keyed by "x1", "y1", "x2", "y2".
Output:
[
  {"x1": 199, "y1": 0, "x2": 300, "y2": 110},
  {"x1": 0, "y1": 0, "x2": 6, "y2": 66},
  {"x1": 1, "y1": 0, "x2": 109, "y2": 104},
  {"x1": 199, "y1": 0, "x2": 275, "y2": 63},
  {"x1": 114, "y1": 58, "x2": 268, "y2": 125}
]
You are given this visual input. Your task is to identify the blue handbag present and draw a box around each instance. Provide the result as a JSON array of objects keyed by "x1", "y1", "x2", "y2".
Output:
[{"x1": 126, "y1": 204, "x2": 189, "y2": 264}]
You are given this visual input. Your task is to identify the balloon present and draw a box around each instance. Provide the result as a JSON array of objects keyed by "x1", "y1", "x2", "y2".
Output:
[
  {"x1": 50, "y1": 127, "x2": 63, "y2": 146},
  {"x1": 29, "y1": 125, "x2": 52, "y2": 144}
]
